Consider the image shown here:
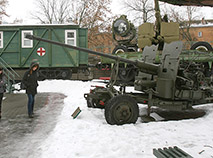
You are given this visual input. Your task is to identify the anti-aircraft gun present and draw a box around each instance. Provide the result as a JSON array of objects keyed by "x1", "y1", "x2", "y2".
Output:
[
  {"x1": 26, "y1": 0, "x2": 213, "y2": 125},
  {"x1": 27, "y1": 34, "x2": 213, "y2": 125}
]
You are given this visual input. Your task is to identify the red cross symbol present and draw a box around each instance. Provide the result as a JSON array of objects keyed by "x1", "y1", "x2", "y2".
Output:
[{"x1": 37, "y1": 47, "x2": 46, "y2": 56}]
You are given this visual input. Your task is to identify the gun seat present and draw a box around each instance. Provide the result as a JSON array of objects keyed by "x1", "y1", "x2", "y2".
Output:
[
  {"x1": 138, "y1": 23, "x2": 155, "y2": 49},
  {"x1": 160, "y1": 22, "x2": 180, "y2": 43}
]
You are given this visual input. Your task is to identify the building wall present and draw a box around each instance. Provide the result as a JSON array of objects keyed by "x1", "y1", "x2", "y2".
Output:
[
  {"x1": 88, "y1": 32, "x2": 115, "y2": 54},
  {"x1": 181, "y1": 25, "x2": 213, "y2": 49}
]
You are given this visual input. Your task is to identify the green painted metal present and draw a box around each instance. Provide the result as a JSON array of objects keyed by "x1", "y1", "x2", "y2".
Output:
[
  {"x1": 19, "y1": 29, "x2": 21, "y2": 66},
  {"x1": 52, "y1": 29, "x2": 78, "y2": 67},
  {"x1": 101, "y1": 52, "x2": 142, "y2": 64},
  {"x1": 0, "y1": 30, "x2": 18, "y2": 56},
  {"x1": 101, "y1": 49, "x2": 213, "y2": 65},
  {"x1": 153, "y1": 146, "x2": 193, "y2": 158},
  {"x1": 112, "y1": 15, "x2": 136, "y2": 45},
  {"x1": 21, "y1": 29, "x2": 48, "y2": 66},
  {"x1": 48, "y1": 29, "x2": 52, "y2": 66},
  {"x1": 0, "y1": 24, "x2": 88, "y2": 68}
]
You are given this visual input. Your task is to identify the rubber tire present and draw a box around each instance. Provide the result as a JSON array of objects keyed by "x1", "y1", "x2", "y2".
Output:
[
  {"x1": 105, "y1": 95, "x2": 139, "y2": 125},
  {"x1": 190, "y1": 41, "x2": 213, "y2": 51},
  {"x1": 112, "y1": 45, "x2": 128, "y2": 54}
]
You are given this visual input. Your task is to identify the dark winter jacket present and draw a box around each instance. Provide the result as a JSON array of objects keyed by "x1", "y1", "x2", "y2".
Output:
[
  {"x1": 22, "y1": 61, "x2": 39, "y2": 95},
  {"x1": 23, "y1": 70, "x2": 39, "y2": 95},
  {"x1": 0, "y1": 74, "x2": 6, "y2": 93}
]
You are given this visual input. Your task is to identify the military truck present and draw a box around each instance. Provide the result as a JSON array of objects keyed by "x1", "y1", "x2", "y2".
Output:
[{"x1": 27, "y1": 0, "x2": 213, "y2": 125}]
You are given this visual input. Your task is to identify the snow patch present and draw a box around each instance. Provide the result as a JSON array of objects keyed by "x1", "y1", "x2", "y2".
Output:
[{"x1": 17, "y1": 80, "x2": 213, "y2": 158}]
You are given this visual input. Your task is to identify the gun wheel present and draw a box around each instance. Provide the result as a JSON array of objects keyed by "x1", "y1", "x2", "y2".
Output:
[{"x1": 105, "y1": 95, "x2": 139, "y2": 125}]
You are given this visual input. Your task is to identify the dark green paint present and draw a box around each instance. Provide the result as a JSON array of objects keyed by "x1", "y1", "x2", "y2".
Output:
[{"x1": 0, "y1": 24, "x2": 88, "y2": 68}]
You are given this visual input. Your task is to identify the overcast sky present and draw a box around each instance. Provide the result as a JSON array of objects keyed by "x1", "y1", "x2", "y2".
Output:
[
  {"x1": 2, "y1": 0, "x2": 35, "y2": 23},
  {"x1": 2, "y1": 0, "x2": 213, "y2": 24}
]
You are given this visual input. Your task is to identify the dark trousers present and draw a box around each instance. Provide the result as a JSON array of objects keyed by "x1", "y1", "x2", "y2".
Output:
[
  {"x1": 27, "y1": 94, "x2": 35, "y2": 116},
  {"x1": 0, "y1": 93, "x2": 3, "y2": 113}
]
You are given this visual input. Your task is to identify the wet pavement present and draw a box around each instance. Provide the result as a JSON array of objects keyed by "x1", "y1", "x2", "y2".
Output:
[{"x1": 0, "y1": 93, "x2": 66, "y2": 158}]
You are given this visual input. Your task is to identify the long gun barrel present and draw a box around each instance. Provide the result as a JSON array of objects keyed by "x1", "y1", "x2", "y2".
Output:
[{"x1": 26, "y1": 35, "x2": 159, "y2": 75}]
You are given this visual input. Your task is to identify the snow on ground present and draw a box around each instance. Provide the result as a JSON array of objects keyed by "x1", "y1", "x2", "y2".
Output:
[{"x1": 31, "y1": 80, "x2": 213, "y2": 157}]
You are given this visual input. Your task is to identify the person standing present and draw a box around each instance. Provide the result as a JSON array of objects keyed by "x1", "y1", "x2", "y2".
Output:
[
  {"x1": 22, "y1": 60, "x2": 39, "y2": 118},
  {"x1": 0, "y1": 67, "x2": 7, "y2": 119}
]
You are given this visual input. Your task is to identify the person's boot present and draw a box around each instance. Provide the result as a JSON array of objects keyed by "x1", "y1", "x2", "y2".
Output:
[{"x1": 28, "y1": 114, "x2": 34, "y2": 118}]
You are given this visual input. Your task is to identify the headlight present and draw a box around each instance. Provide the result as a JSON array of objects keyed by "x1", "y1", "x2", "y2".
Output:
[{"x1": 113, "y1": 18, "x2": 130, "y2": 37}]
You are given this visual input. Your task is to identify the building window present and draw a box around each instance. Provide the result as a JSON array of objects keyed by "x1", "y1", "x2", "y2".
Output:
[
  {"x1": 198, "y1": 32, "x2": 202, "y2": 38},
  {"x1": 65, "y1": 30, "x2": 76, "y2": 46},
  {"x1": 0, "y1": 32, "x2": 3, "y2": 48},
  {"x1": 22, "y1": 30, "x2": 33, "y2": 48}
]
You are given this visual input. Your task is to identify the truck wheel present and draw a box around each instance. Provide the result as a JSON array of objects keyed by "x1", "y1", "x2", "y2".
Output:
[
  {"x1": 112, "y1": 45, "x2": 128, "y2": 54},
  {"x1": 191, "y1": 41, "x2": 213, "y2": 51},
  {"x1": 105, "y1": 95, "x2": 139, "y2": 125}
]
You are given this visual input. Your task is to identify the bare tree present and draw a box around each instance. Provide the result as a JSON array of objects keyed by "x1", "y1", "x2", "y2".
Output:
[
  {"x1": 181, "y1": 6, "x2": 199, "y2": 42},
  {"x1": 32, "y1": 0, "x2": 114, "y2": 50},
  {"x1": 122, "y1": 0, "x2": 154, "y2": 24},
  {"x1": 0, "y1": 0, "x2": 8, "y2": 19},
  {"x1": 12, "y1": 18, "x2": 23, "y2": 24},
  {"x1": 32, "y1": 0, "x2": 71, "y2": 24},
  {"x1": 69, "y1": 0, "x2": 112, "y2": 30},
  {"x1": 166, "y1": 7, "x2": 184, "y2": 23},
  {"x1": 69, "y1": 0, "x2": 114, "y2": 48}
]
